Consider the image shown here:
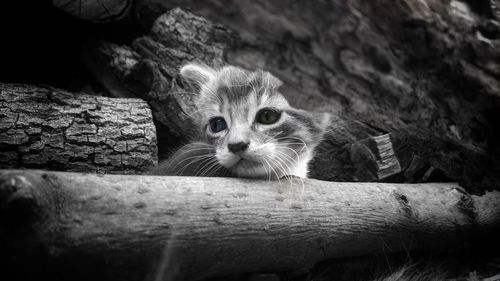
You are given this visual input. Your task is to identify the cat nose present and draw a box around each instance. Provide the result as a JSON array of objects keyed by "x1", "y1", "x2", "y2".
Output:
[{"x1": 228, "y1": 142, "x2": 249, "y2": 153}]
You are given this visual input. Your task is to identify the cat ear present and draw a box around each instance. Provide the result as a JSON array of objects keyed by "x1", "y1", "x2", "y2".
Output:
[
  {"x1": 179, "y1": 63, "x2": 216, "y2": 90},
  {"x1": 260, "y1": 71, "x2": 283, "y2": 92}
]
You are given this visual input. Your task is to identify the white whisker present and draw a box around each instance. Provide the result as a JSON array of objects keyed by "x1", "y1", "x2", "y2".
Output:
[
  {"x1": 176, "y1": 155, "x2": 214, "y2": 175},
  {"x1": 171, "y1": 153, "x2": 214, "y2": 171},
  {"x1": 194, "y1": 157, "x2": 219, "y2": 177},
  {"x1": 276, "y1": 136, "x2": 310, "y2": 154}
]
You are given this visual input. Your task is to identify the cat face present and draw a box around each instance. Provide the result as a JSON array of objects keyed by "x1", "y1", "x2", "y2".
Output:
[{"x1": 180, "y1": 64, "x2": 328, "y2": 178}]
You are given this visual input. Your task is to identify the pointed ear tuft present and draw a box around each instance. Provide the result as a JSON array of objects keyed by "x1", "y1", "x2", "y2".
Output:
[
  {"x1": 260, "y1": 71, "x2": 283, "y2": 92},
  {"x1": 179, "y1": 63, "x2": 216, "y2": 90},
  {"x1": 269, "y1": 73, "x2": 283, "y2": 89}
]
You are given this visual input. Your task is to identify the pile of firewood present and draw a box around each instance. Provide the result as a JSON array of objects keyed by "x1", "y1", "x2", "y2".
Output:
[{"x1": 1, "y1": 1, "x2": 500, "y2": 280}]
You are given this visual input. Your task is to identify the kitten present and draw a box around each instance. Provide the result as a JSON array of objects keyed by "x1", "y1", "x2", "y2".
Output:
[{"x1": 154, "y1": 63, "x2": 330, "y2": 179}]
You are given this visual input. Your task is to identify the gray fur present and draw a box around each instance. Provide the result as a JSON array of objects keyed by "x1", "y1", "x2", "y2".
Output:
[{"x1": 155, "y1": 64, "x2": 330, "y2": 179}]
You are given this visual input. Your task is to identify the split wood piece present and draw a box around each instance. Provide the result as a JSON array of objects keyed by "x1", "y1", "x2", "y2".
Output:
[
  {"x1": 0, "y1": 83, "x2": 157, "y2": 173},
  {"x1": 350, "y1": 134, "x2": 401, "y2": 180},
  {"x1": 1, "y1": 169, "x2": 499, "y2": 281}
]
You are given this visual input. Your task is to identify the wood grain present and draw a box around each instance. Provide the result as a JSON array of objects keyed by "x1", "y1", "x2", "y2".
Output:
[{"x1": 1, "y1": 169, "x2": 499, "y2": 280}]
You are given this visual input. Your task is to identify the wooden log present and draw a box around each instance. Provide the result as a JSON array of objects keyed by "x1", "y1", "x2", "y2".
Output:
[
  {"x1": 131, "y1": 0, "x2": 500, "y2": 190},
  {"x1": 1, "y1": 169, "x2": 499, "y2": 281},
  {"x1": 0, "y1": 83, "x2": 157, "y2": 173}
]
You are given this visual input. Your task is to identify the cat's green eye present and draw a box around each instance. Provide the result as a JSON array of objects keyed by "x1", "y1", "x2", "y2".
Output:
[{"x1": 256, "y1": 108, "x2": 281, "y2": 124}]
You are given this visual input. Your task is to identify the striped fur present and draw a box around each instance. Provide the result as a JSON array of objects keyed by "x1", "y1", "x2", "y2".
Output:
[{"x1": 156, "y1": 64, "x2": 330, "y2": 179}]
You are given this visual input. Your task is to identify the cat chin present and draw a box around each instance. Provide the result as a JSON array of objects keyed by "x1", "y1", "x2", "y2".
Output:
[
  {"x1": 217, "y1": 153, "x2": 264, "y2": 174},
  {"x1": 224, "y1": 155, "x2": 308, "y2": 179},
  {"x1": 218, "y1": 151, "x2": 308, "y2": 179},
  {"x1": 232, "y1": 161, "x2": 269, "y2": 178}
]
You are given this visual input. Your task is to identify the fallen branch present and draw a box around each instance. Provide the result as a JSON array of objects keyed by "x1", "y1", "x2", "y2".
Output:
[{"x1": 1, "y1": 169, "x2": 499, "y2": 281}]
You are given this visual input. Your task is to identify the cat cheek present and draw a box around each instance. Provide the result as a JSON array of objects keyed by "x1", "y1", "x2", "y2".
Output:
[
  {"x1": 215, "y1": 148, "x2": 239, "y2": 168},
  {"x1": 214, "y1": 148, "x2": 228, "y2": 162},
  {"x1": 261, "y1": 142, "x2": 276, "y2": 155},
  {"x1": 247, "y1": 142, "x2": 274, "y2": 157}
]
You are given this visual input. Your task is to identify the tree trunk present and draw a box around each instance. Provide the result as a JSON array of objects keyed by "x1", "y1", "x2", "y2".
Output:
[
  {"x1": 1, "y1": 169, "x2": 499, "y2": 281},
  {"x1": 0, "y1": 83, "x2": 157, "y2": 173}
]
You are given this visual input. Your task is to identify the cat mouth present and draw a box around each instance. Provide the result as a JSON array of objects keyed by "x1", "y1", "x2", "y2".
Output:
[
  {"x1": 234, "y1": 155, "x2": 261, "y2": 167},
  {"x1": 231, "y1": 156, "x2": 269, "y2": 178},
  {"x1": 236, "y1": 156, "x2": 257, "y2": 164},
  {"x1": 219, "y1": 153, "x2": 263, "y2": 170}
]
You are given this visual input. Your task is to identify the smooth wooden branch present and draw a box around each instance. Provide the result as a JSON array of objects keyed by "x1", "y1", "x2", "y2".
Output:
[{"x1": 1, "y1": 170, "x2": 499, "y2": 281}]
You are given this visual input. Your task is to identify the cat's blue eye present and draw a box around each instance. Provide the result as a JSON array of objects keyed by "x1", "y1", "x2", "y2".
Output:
[{"x1": 209, "y1": 117, "x2": 227, "y2": 133}]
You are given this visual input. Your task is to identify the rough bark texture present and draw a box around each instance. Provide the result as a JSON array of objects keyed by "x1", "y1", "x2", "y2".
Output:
[
  {"x1": 126, "y1": 0, "x2": 500, "y2": 192},
  {"x1": 0, "y1": 83, "x2": 157, "y2": 173},
  {"x1": 1, "y1": 169, "x2": 499, "y2": 281}
]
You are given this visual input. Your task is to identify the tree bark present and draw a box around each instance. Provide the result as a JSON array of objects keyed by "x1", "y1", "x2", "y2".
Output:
[
  {"x1": 128, "y1": 0, "x2": 500, "y2": 191},
  {"x1": 1, "y1": 169, "x2": 499, "y2": 281},
  {"x1": 0, "y1": 83, "x2": 157, "y2": 173}
]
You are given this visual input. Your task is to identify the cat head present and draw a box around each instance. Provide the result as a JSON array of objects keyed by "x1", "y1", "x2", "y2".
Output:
[{"x1": 180, "y1": 63, "x2": 329, "y2": 178}]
